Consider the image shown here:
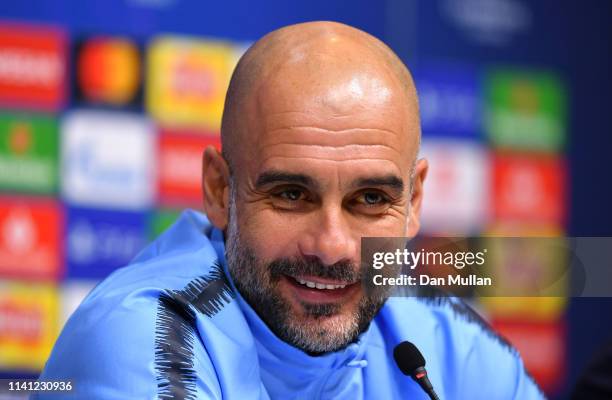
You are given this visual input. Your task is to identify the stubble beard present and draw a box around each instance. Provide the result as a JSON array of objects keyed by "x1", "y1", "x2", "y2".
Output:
[{"x1": 224, "y1": 194, "x2": 388, "y2": 354}]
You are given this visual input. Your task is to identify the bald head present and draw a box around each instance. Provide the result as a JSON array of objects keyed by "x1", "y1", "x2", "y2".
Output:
[{"x1": 221, "y1": 21, "x2": 420, "y2": 172}]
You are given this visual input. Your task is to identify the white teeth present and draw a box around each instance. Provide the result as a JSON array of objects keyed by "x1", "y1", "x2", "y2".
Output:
[{"x1": 295, "y1": 278, "x2": 347, "y2": 290}]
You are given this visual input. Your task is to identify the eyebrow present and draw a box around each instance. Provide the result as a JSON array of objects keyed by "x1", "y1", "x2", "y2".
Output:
[
  {"x1": 255, "y1": 170, "x2": 319, "y2": 190},
  {"x1": 352, "y1": 175, "x2": 404, "y2": 194}
]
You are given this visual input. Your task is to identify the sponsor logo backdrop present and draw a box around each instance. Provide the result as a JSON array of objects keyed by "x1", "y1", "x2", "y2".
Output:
[{"x1": 0, "y1": 5, "x2": 571, "y2": 396}]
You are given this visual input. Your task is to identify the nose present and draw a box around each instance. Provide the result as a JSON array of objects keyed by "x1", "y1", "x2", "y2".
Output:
[{"x1": 297, "y1": 203, "x2": 358, "y2": 266}]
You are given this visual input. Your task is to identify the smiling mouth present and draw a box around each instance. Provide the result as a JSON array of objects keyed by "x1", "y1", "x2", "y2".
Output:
[
  {"x1": 294, "y1": 278, "x2": 348, "y2": 290},
  {"x1": 282, "y1": 274, "x2": 360, "y2": 304}
]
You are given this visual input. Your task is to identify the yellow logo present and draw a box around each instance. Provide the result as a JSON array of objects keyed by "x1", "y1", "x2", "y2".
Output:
[
  {"x1": 146, "y1": 36, "x2": 237, "y2": 132},
  {"x1": 0, "y1": 281, "x2": 60, "y2": 370}
]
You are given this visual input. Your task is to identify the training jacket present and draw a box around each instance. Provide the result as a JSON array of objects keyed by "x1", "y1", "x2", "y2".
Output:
[{"x1": 37, "y1": 209, "x2": 544, "y2": 399}]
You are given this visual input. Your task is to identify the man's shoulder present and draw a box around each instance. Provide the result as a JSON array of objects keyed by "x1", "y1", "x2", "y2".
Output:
[
  {"x1": 60, "y1": 209, "x2": 229, "y2": 341},
  {"x1": 38, "y1": 210, "x2": 229, "y2": 399}
]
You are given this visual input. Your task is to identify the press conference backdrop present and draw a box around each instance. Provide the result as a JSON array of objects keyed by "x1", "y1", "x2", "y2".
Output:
[{"x1": 0, "y1": 1, "x2": 610, "y2": 399}]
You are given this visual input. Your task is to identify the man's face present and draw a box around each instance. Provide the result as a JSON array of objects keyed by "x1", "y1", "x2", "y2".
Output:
[{"x1": 224, "y1": 56, "x2": 421, "y2": 354}]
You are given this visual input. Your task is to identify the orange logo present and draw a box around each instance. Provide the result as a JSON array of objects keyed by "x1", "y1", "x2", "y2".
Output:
[
  {"x1": 8, "y1": 122, "x2": 32, "y2": 155},
  {"x1": 77, "y1": 37, "x2": 140, "y2": 105}
]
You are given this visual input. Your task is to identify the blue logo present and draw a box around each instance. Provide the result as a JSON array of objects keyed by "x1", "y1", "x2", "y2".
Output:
[
  {"x1": 415, "y1": 64, "x2": 481, "y2": 139},
  {"x1": 66, "y1": 206, "x2": 148, "y2": 279}
]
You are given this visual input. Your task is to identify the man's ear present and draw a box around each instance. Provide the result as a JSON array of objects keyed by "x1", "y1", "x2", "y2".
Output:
[
  {"x1": 405, "y1": 158, "x2": 428, "y2": 238},
  {"x1": 202, "y1": 146, "x2": 231, "y2": 230}
]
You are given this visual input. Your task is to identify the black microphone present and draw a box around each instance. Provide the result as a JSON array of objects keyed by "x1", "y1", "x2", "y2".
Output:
[{"x1": 393, "y1": 341, "x2": 441, "y2": 400}]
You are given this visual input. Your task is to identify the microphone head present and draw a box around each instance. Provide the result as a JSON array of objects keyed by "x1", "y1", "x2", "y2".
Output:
[{"x1": 393, "y1": 341, "x2": 426, "y2": 376}]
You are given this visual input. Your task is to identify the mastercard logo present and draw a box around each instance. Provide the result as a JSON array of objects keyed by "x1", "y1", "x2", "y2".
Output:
[{"x1": 77, "y1": 37, "x2": 140, "y2": 105}]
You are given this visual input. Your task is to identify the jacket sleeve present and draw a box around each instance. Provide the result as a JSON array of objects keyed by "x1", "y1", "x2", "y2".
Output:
[{"x1": 34, "y1": 288, "x2": 222, "y2": 400}]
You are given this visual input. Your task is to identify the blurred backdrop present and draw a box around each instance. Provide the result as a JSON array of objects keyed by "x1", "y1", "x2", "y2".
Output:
[{"x1": 0, "y1": 1, "x2": 610, "y2": 399}]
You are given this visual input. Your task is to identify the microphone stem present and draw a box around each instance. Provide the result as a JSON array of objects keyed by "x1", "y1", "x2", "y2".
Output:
[{"x1": 426, "y1": 388, "x2": 440, "y2": 400}]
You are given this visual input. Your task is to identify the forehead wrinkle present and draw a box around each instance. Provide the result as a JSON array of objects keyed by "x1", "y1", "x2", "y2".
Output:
[
  {"x1": 260, "y1": 118, "x2": 409, "y2": 152},
  {"x1": 260, "y1": 155, "x2": 405, "y2": 166},
  {"x1": 265, "y1": 126, "x2": 401, "y2": 136},
  {"x1": 260, "y1": 128, "x2": 403, "y2": 148},
  {"x1": 258, "y1": 142, "x2": 405, "y2": 159},
  {"x1": 258, "y1": 155, "x2": 405, "y2": 173},
  {"x1": 263, "y1": 110, "x2": 398, "y2": 125}
]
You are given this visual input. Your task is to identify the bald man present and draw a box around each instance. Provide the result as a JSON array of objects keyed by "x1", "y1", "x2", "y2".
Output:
[{"x1": 37, "y1": 22, "x2": 543, "y2": 399}]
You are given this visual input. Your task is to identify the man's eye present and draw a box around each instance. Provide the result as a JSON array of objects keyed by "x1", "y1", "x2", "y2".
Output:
[
  {"x1": 360, "y1": 192, "x2": 386, "y2": 206},
  {"x1": 278, "y1": 188, "x2": 304, "y2": 201}
]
